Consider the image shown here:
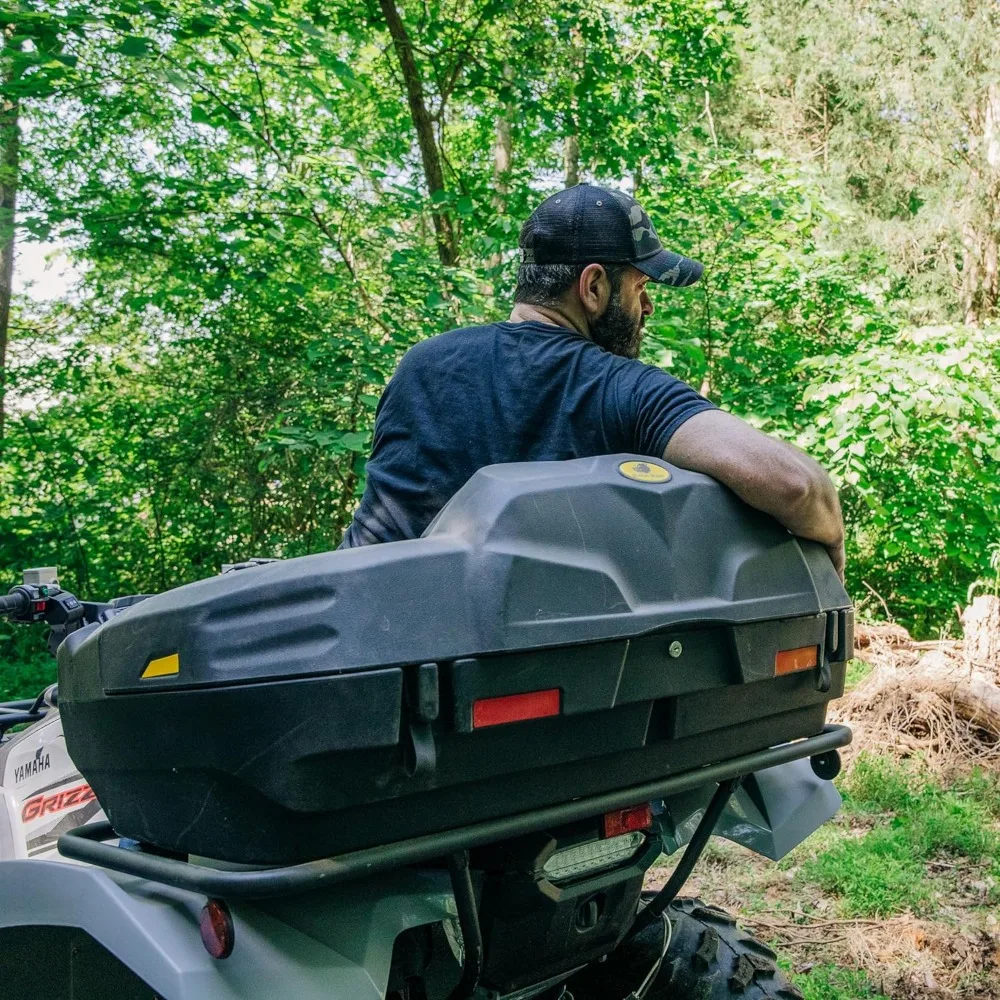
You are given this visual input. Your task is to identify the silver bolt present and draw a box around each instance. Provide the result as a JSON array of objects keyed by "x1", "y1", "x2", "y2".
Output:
[{"x1": 668, "y1": 641, "x2": 683, "y2": 658}]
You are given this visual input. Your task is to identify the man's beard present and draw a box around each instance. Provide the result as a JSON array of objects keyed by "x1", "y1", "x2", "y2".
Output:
[{"x1": 590, "y1": 292, "x2": 643, "y2": 359}]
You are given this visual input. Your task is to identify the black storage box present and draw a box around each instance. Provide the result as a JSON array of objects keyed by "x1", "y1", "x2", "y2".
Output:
[{"x1": 58, "y1": 456, "x2": 853, "y2": 864}]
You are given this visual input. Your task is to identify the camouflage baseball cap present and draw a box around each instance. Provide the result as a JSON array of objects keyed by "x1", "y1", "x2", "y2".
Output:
[{"x1": 519, "y1": 183, "x2": 703, "y2": 287}]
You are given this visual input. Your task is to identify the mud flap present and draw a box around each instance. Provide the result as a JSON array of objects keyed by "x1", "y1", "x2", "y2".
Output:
[{"x1": 656, "y1": 757, "x2": 841, "y2": 861}]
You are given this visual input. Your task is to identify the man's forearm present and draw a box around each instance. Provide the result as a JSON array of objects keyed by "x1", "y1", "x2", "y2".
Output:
[{"x1": 663, "y1": 410, "x2": 845, "y2": 576}]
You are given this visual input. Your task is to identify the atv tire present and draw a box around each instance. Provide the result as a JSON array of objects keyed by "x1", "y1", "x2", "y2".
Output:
[{"x1": 568, "y1": 897, "x2": 804, "y2": 999}]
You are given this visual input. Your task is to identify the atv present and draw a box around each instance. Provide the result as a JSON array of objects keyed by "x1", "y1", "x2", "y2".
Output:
[{"x1": 0, "y1": 455, "x2": 852, "y2": 999}]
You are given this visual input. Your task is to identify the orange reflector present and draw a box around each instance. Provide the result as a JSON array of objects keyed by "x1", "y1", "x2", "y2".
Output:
[
  {"x1": 603, "y1": 803, "x2": 653, "y2": 839},
  {"x1": 775, "y1": 645, "x2": 819, "y2": 676},
  {"x1": 473, "y1": 688, "x2": 561, "y2": 728}
]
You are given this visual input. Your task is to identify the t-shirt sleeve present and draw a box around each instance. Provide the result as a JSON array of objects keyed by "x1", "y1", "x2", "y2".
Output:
[{"x1": 618, "y1": 362, "x2": 717, "y2": 459}]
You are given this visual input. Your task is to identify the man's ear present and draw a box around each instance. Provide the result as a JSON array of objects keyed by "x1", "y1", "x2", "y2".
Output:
[{"x1": 577, "y1": 263, "x2": 610, "y2": 320}]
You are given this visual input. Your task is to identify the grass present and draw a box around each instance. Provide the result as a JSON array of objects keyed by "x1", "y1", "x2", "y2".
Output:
[
  {"x1": 844, "y1": 657, "x2": 874, "y2": 691},
  {"x1": 676, "y1": 751, "x2": 1000, "y2": 995},
  {"x1": 792, "y1": 964, "x2": 889, "y2": 1000},
  {"x1": 840, "y1": 752, "x2": 926, "y2": 812},
  {"x1": 801, "y1": 753, "x2": 1000, "y2": 918},
  {"x1": 803, "y1": 824, "x2": 931, "y2": 917}
]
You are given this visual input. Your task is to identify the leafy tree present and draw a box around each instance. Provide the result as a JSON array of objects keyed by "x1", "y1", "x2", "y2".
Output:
[
  {"x1": 2, "y1": 0, "x2": 996, "y2": 690},
  {"x1": 799, "y1": 326, "x2": 1000, "y2": 632},
  {"x1": 734, "y1": 0, "x2": 1000, "y2": 325}
]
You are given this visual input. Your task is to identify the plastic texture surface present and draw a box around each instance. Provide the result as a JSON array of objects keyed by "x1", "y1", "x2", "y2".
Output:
[
  {"x1": 0, "y1": 859, "x2": 452, "y2": 1000},
  {"x1": 61, "y1": 455, "x2": 849, "y2": 694},
  {"x1": 56, "y1": 456, "x2": 853, "y2": 864}
]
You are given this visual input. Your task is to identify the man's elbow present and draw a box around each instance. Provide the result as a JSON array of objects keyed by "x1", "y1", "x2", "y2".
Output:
[
  {"x1": 772, "y1": 460, "x2": 819, "y2": 517},
  {"x1": 777, "y1": 462, "x2": 844, "y2": 545}
]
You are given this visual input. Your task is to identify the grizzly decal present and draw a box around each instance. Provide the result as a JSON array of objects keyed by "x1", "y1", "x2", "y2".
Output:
[{"x1": 21, "y1": 783, "x2": 96, "y2": 824}]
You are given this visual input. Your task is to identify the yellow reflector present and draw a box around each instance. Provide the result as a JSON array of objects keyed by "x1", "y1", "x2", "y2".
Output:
[
  {"x1": 141, "y1": 653, "x2": 179, "y2": 679},
  {"x1": 775, "y1": 645, "x2": 819, "y2": 676}
]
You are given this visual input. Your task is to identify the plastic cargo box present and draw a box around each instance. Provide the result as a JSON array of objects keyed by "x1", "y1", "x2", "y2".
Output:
[{"x1": 58, "y1": 455, "x2": 853, "y2": 865}]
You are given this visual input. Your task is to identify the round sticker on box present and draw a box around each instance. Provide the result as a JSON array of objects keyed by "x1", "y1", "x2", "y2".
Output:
[{"x1": 618, "y1": 460, "x2": 671, "y2": 484}]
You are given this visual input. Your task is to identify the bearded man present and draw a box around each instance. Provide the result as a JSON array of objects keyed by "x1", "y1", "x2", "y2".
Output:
[{"x1": 340, "y1": 184, "x2": 845, "y2": 579}]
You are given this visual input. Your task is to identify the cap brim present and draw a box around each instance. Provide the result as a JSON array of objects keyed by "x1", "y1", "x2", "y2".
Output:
[{"x1": 634, "y1": 249, "x2": 703, "y2": 287}]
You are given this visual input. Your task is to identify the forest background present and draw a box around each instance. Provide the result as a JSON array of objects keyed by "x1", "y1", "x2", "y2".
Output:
[
  {"x1": 3, "y1": 4, "x2": 1000, "y2": 998},
  {"x1": 3, "y1": 0, "x2": 1000, "y2": 684}
]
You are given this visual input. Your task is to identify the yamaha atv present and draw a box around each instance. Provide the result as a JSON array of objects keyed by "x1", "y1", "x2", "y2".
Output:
[{"x1": 0, "y1": 455, "x2": 852, "y2": 999}]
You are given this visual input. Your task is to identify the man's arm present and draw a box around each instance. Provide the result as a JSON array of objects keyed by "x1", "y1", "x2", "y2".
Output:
[{"x1": 663, "y1": 410, "x2": 845, "y2": 579}]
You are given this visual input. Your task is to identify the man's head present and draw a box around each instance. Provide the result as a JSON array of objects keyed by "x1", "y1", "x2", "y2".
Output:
[
  {"x1": 514, "y1": 185, "x2": 703, "y2": 359},
  {"x1": 515, "y1": 260, "x2": 651, "y2": 358}
]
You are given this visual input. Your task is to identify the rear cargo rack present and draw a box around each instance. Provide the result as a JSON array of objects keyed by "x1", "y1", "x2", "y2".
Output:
[{"x1": 58, "y1": 725, "x2": 850, "y2": 900}]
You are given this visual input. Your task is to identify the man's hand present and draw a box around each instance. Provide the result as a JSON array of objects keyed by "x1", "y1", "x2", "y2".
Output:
[{"x1": 664, "y1": 410, "x2": 846, "y2": 582}]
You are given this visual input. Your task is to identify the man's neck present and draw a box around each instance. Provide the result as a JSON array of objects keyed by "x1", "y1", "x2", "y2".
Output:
[{"x1": 508, "y1": 303, "x2": 591, "y2": 339}]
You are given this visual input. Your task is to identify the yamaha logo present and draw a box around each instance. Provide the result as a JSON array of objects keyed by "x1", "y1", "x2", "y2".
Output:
[{"x1": 13, "y1": 747, "x2": 51, "y2": 785}]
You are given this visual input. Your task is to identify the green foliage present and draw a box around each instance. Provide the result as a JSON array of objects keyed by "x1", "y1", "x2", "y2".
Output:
[
  {"x1": 0, "y1": 0, "x2": 996, "y2": 674},
  {"x1": 798, "y1": 326, "x2": 1000, "y2": 634},
  {"x1": 0, "y1": 625, "x2": 55, "y2": 701},
  {"x1": 734, "y1": 0, "x2": 1000, "y2": 326},
  {"x1": 1, "y1": 0, "x2": 750, "y2": 614}
]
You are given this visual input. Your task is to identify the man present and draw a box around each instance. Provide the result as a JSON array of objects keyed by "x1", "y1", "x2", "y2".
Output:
[{"x1": 341, "y1": 183, "x2": 845, "y2": 578}]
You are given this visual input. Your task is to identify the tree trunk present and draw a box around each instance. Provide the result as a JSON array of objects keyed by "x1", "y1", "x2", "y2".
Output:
[
  {"x1": 493, "y1": 116, "x2": 512, "y2": 209},
  {"x1": 839, "y1": 650, "x2": 1000, "y2": 744},
  {"x1": 563, "y1": 135, "x2": 579, "y2": 187},
  {"x1": 378, "y1": 0, "x2": 457, "y2": 266},
  {"x1": 0, "y1": 27, "x2": 20, "y2": 443},
  {"x1": 489, "y1": 93, "x2": 513, "y2": 283},
  {"x1": 563, "y1": 25, "x2": 583, "y2": 188},
  {"x1": 960, "y1": 83, "x2": 1000, "y2": 325},
  {"x1": 633, "y1": 158, "x2": 644, "y2": 198},
  {"x1": 962, "y1": 594, "x2": 1000, "y2": 680}
]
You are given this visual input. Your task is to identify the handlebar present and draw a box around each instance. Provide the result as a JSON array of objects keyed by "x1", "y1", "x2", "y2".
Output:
[{"x1": 0, "y1": 592, "x2": 29, "y2": 616}]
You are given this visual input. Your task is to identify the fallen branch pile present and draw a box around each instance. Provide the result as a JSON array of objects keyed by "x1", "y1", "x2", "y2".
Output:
[{"x1": 833, "y1": 597, "x2": 1000, "y2": 769}]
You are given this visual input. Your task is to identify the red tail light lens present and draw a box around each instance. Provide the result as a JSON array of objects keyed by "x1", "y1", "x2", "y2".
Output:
[
  {"x1": 472, "y1": 688, "x2": 561, "y2": 728},
  {"x1": 199, "y1": 898, "x2": 235, "y2": 959},
  {"x1": 603, "y1": 803, "x2": 653, "y2": 839}
]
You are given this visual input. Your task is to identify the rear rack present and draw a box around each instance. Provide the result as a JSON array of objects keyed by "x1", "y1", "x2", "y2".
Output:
[{"x1": 58, "y1": 724, "x2": 851, "y2": 900}]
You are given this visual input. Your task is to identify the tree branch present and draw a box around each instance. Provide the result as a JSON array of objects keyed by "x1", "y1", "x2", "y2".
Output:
[{"x1": 377, "y1": 0, "x2": 457, "y2": 265}]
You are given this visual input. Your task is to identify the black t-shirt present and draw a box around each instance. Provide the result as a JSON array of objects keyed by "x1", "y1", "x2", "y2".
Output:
[{"x1": 340, "y1": 320, "x2": 715, "y2": 547}]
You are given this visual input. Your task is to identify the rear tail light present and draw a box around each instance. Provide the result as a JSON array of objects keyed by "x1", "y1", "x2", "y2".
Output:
[
  {"x1": 775, "y1": 645, "x2": 819, "y2": 676},
  {"x1": 602, "y1": 803, "x2": 653, "y2": 839},
  {"x1": 472, "y1": 688, "x2": 561, "y2": 728}
]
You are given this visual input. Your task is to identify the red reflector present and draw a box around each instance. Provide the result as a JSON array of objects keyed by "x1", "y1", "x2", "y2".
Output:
[
  {"x1": 603, "y1": 803, "x2": 653, "y2": 839},
  {"x1": 199, "y1": 898, "x2": 235, "y2": 959},
  {"x1": 775, "y1": 645, "x2": 819, "y2": 676},
  {"x1": 472, "y1": 688, "x2": 561, "y2": 728}
]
